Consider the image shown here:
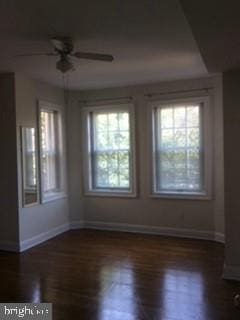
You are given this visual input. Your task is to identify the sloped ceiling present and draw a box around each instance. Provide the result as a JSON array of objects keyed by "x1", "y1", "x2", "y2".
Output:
[
  {"x1": 0, "y1": 0, "x2": 207, "y2": 89},
  {"x1": 180, "y1": 0, "x2": 240, "y2": 73}
]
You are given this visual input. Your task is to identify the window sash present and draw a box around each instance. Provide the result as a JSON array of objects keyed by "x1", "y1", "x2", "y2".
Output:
[
  {"x1": 40, "y1": 109, "x2": 59, "y2": 194},
  {"x1": 153, "y1": 101, "x2": 205, "y2": 195},
  {"x1": 82, "y1": 103, "x2": 136, "y2": 196},
  {"x1": 91, "y1": 150, "x2": 130, "y2": 190},
  {"x1": 90, "y1": 110, "x2": 131, "y2": 191}
]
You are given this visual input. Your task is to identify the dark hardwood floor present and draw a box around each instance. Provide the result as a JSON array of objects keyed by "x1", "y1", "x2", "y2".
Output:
[{"x1": 0, "y1": 230, "x2": 239, "y2": 320}]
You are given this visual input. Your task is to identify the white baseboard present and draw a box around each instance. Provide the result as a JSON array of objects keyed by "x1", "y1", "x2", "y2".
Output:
[
  {"x1": 223, "y1": 264, "x2": 240, "y2": 281},
  {"x1": 83, "y1": 220, "x2": 217, "y2": 241},
  {"x1": 5, "y1": 220, "x2": 224, "y2": 253},
  {"x1": 69, "y1": 220, "x2": 85, "y2": 230},
  {"x1": 20, "y1": 223, "x2": 70, "y2": 252},
  {"x1": 0, "y1": 241, "x2": 19, "y2": 252}
]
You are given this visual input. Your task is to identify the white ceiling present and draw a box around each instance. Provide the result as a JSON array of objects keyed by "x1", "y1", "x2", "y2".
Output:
[{"x1": 0, "y1": 0, "x2": 207, "y2": 90}]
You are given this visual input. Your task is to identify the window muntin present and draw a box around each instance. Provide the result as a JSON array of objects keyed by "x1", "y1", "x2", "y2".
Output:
[{"x1": 153, "y1": 101, "x2": 204, "y2": 195}]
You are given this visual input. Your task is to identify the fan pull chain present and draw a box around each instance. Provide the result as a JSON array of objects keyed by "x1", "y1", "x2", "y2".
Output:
[{"x1": 62, "y1": 73, "x2": 70, "y2": 106}]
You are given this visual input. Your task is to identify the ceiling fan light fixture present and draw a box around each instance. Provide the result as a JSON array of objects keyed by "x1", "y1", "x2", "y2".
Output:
[
  {"x1": 16, "y1": 37, "x2": 113, "y2": 73},
  {"x1": 56, "y1": 57, "x2": 74, "y2": 73}
]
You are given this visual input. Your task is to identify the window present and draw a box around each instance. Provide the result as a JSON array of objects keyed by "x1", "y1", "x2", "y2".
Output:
[
  {"x1": 82, "y1": 103, "x2": 136, "y2": 196},
  {"x1": 151, "y1": 97, "x2": 211, "y2": 198},
  {"x1": 23, "y1": 128, "x2": 37, "y2": 189},
  {"x1": 39, "y1": 102, "x2": 65, "y2": 202}
]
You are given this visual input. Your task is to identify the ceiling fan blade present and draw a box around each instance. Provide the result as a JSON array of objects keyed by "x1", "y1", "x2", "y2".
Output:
[
  {"x1": 15, "y1": 53, "x2": 57, "y2": 57},
  {"x1": 73, "y1": 52, "x2": 114, "y2": 62}
]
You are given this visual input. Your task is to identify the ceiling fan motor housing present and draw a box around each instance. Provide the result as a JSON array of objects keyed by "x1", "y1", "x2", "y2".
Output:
[
  {"x1": 56, "y1": 57, "x2": 74, "y2": 73},
  {"x1": 52, "y1": 37, "x2": 74, "y2": 55},
  {"x1": 61, "y1": 39, "x2": 73, "y2": 54}
]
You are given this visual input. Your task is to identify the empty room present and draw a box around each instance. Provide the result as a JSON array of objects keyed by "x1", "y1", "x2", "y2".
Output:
[{"x1": 0, "y1": 0, "x2": 240, "y2": 319}]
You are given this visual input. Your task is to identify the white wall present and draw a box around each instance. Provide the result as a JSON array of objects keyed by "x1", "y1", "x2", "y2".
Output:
[
  {"x1": 15, "y1": 73, "x2": 69, "y2": 248},
  {"x1": 66, "y1": 93, "x2": 85, "y2": 225},
  {"x1": 67, "y1": 75, "x2": 224, "y2": 240},
  {"x1": 0, "y1": 72, "x2": 224, "y2": 253},
  {"x1": 223, "y1": 70, "x2": 240, "y2": 280}
]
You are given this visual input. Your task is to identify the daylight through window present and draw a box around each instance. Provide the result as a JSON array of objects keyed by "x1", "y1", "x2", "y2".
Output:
[
  {"x1": 153, "y1": 102, "x2": 204, "y2": 194},
  {"x1": 83, "y1": 104, "x2": 136, "y2": 195},
  {"x1": 24, "y1": 128, "x2": 37, "y2": 188},
  {"x1": 92, "y1": 111, "x2": 130, "y2": 189},
  {"x1": 40, "y1": 110, "x2": 59, "y2": 194}
]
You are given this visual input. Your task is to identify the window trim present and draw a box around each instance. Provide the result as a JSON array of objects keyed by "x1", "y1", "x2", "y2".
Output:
[
  {"x1": 38, "y1": 100, "x2": 67, "y2": 203},
  {"x1": 82, "y1": 102, "x2": 137, "y2": 197},
  {"x1": 148, "y1": 96, "x2": 212, "y2": 200}
]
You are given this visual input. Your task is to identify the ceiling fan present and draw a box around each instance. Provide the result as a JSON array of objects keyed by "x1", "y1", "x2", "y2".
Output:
[{"x1": 17, "y1": 37, "x2": 114, "y2": 73}]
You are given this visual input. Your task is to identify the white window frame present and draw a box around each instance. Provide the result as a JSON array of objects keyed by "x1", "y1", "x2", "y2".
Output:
[
  {"x1": 149, "y1": 96, "x2": 212, "y2": 200},
  {"x1": 38, "y1": 100, "x2": 67, "y2": 203},
  {"x1": 82, "y1": 102, "x2": 137, "y2": 197}
]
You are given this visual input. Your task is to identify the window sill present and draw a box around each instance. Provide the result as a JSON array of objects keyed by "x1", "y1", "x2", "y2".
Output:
[
  {"x1": 84, "y1": 190, "x2": 137, "y2": 198},
  {"x1": 41, "y1": 192, "x2": 67, "y2": 204},
  {"x1": 151, "y1": 191, "x2": 211, "y2": 200},
  {"x1": 23, "y1": 201, "x2": 39, "y2": 208}
]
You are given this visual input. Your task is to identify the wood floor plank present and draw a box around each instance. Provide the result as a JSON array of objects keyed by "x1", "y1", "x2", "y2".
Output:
[{"x1": 0, "y1": 230, "x2": 239, "y2": 319}]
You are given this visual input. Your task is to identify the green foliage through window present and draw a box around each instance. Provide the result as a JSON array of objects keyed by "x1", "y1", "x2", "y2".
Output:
[
  {"x1": 92, "y1": 111, "x2": 130, "y2": 189},
  {"x1": 155, "y1": 104, "x2": 202, "y2": 192}
]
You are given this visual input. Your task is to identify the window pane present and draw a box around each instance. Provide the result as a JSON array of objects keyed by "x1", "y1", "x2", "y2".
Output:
[
  {"x1": 119, "y1": 131, "x2": 129, "y2": 149},
  {"x1": 40, "y1": 110, "x2": 58, "y2": 193},
  {"x1": 120, "y1": 167, "x2": 129, "y2": 187},
  {"x1": 155, "y1": 104, "x2": 202, "y2": 193},
  {"x1": 119, "y1": 113, "x2": 129, "y2": 130},
  {"x1": 108, "y1": 132, "x2": 120, "y2": 149},
  {"x1": 96, "y1": 131, "x2": 108, "y2": 150},
  {"x1": 187, "y1": 106, "x2": 199, "y2": 127},
  {"x1": 174, "y1": 107, "x2": 186, "y2": 128},
  {"x1": 25, "y1": 128, "x2": 37, "y2": 187},
  {"x1": 119, "y1": 151, "x2": 129, "y2": 169},
  {"x1": 108, "y1": 113, "x2": 118, "y2": 131},
  {"x1": 174, "y1": 129, "x2": 186, "y2": 147},
  {"x1": 161, "y1": 108, "x2": 173, "y2": 129},
  {"x1": 188, "y1": 148, "x2": 200, "y2": 169},
  {"x1": 96, "y1": 114, "x2": 108, "y2": 132},
  {"x1": 161, "y1": 129, "x2": 174, "y2": 148},
  {"x1": 92, "y1": 110, "x2": 131, "y2": 190},
  {"x1": 187, "y1": 128, "x2": 200, "y2": 147},
  {"x1": 174, "y1": 150, "x2": 187, "y2": 169},
  {"x1": 160, "y1": 150, "x2": 174, "y2": 170}
]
